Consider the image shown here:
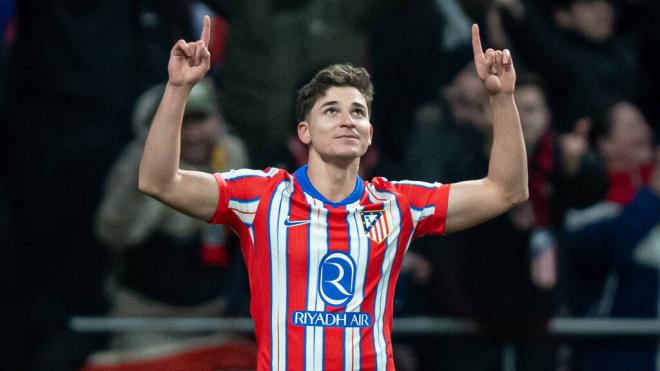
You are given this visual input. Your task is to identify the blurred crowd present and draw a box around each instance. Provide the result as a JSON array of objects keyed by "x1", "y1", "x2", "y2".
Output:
[{"x1": 1, "y1": 0, "x2": 658, "y2": 370}]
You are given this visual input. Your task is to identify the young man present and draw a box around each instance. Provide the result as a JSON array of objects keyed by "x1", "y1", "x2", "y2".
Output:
[{"x1": 139, "y1": 15, "x2": 527, "y2": 371}]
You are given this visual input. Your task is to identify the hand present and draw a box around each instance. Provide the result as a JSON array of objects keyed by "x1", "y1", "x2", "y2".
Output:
[
  {"x1": 559, "y1": 118, "x2": 591, "y2": 177},
  {"x1": 472, "y1": 24, "x2": 516, "y2": 96},
  {"x1": 168, "y1": 15, "x2": 211, "y2": 87}
]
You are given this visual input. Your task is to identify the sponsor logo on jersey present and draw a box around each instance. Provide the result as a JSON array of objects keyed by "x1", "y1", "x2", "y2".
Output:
[
  {"x1": 291, "y1": 311, "x2": 371, "y2": 328},
  {"x1": 360, "y1": 209, "x2": 391, "y2": 244},
  {"x1": 318, "y1": 251, "x2": 355, "y2": 306}
]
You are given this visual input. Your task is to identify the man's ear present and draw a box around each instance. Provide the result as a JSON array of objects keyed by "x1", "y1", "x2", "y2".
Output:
[
  {"x1": 368, "y1": 122, "x2": 373, "y2": 146},
  {"x1": 297, "y1": 121, "x2": 311, "y2": 144}
]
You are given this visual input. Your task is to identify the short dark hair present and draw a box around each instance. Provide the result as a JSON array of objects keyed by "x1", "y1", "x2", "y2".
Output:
[{"x1": 296, "y1": 64, "x2": 374, "y2": 122}]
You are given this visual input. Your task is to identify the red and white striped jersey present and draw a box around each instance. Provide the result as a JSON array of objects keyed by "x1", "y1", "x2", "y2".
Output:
[{"x1": 211, "y1": 165, "x2": 451, "y2": 371}]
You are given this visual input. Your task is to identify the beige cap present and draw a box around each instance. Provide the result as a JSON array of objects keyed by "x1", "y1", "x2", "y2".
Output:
[
  {"x1": 132, "y1": 78, "x2": 220, "y2": 133},
  {"x1": 185, "y1": 78, "x2": 220, "y2": 117}
]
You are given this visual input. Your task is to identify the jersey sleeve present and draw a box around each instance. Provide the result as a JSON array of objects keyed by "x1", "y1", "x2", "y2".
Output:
[
  {"x1": 210, "y1": 168, "x2": 284, "y2": 228},
  {"x1": 392, "y1": 180, "x2": 451, "y2": 238}
]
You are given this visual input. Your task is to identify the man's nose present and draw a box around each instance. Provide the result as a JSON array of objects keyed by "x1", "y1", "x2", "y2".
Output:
[{"x1": 340, "y1": 111, "x2": 356, "y2": 127}]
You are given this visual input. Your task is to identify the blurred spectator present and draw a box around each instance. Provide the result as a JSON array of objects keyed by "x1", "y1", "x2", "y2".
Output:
[
  {"x1": 4, "y1": 1, "x2": 195, "y2": 370},
  {"x1": 205, "y1": 0, "x2": 396, "y2": 168},
  {"x1": 563, "y1": 100, "x2": 658, "y2": 371},
  {"x1": 399, "y1": 63, "x2": 606, "y2": 370},
  {"x1": 0, "y1": 0, "x2": 13, "y2": 149},
  {"x1": 0, "y1": 0, "x2": 12, "y2": 29},
  {"x1": 515, "y1": 74, "x2": 609, "y2": 289},
  {"x1": 0, "y1": 2, "x2": 15, "y2": 368},
  {"x1": 494, "y1": 0, "x2": 640, "y2": 132},
  {"x1": 368, "y1": 0, "x2": 474, "y2": 163},
  {"x1": 87, "y1": 78, "x2": 254, "y2": 369},
  {"x1": 615, "y1": 0, "x2": 660, "y2": 140}
]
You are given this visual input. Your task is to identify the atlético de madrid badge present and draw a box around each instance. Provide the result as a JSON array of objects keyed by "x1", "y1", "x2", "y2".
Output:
[{"x1": 360, "y1": 210, "x2": 391, "y2": 244}]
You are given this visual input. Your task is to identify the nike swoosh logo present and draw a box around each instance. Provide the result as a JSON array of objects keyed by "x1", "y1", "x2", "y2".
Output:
[{"x1": 284, "y1": 217, "x2": 312, "y2": 227}]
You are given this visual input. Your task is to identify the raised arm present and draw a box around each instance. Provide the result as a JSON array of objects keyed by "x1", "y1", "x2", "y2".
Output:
[
  {"x1": 445, "y1": 24, "x2": 528, "y2": 233},
  {"x1": 138, "y1": 16, "x2": 219, "y2": 221}
]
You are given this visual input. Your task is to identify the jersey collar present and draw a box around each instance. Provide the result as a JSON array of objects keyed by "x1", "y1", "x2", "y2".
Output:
[{"x1": 294, "y1": 164, "x2": 364, "y2": 208}]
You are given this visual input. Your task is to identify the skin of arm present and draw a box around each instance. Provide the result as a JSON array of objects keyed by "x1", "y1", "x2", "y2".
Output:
[
  {"x1": 138, "y1": 16, "x2": 219, "y2": 221},
  {"x1": 445, "y1": 24, "x2": 528, "y2": 233}
]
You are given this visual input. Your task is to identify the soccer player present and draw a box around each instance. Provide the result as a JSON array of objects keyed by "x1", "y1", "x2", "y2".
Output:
[{"x1": 139, "y1": 15, "x2": 527, "y2": 371}]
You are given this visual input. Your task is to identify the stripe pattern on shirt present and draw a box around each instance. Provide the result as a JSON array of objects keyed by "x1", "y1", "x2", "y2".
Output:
[
  {"x1": 366, "y1": 184, "x2": 403, "y2": 371},
  {"x1": 268, "y1": 180, "x2": 294, "y2": 371},
  {"x1": 304, "y1": 195, "x2": 329, "y2": 371}
]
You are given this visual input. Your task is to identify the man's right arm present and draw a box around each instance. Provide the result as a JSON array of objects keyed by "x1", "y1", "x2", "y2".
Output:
[{"x1": 138, "y1": 16, "x2": 219, "y2": 222}]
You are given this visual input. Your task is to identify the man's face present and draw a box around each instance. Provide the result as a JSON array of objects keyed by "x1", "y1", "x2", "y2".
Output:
[
  {"x1": 515, "y1": 85, "x2": 550, "y2": 151},
  {"x1": 562, "y1": 0, "x2": 615, "y2": 42},
  {"x1": 446, "y1": 65, "x2": 491, "y2": 133},
  {"x1": 601, "y1": 102, "x2": 654, "y2": 168},
  {"x1": 181, "y1": 113, "x2": 221, "y2": 166},
  {"x1": 298, "y1": 86, "x2": 373, "y2": 164}
]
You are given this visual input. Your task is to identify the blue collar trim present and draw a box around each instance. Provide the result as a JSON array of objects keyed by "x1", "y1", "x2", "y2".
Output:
[{"x1": 294, "y1": 165, "x2": 364, "y2": 208}]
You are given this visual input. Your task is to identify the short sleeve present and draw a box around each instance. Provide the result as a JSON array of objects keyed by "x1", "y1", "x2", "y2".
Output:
[
  {"x1": 209, "y1": 168, "x2": 285, "y2": 227},
  {"x1": 392, "y1": 180, "x2": 451, "y2": 238},
  {"x1": 210, "y1": 173, "x2": 231, "y2": 225}
]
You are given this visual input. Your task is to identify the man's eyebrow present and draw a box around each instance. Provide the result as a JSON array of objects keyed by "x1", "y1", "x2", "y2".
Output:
[
  {"x1": 319, "y1": 101, "x2": 367, "y2": 110},
  {"x1": 320, "y1": 101, "x2": 339, "y2": 108}
]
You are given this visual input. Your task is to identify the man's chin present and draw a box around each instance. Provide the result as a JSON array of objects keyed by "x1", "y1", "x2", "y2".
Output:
[{"x1": 325, "y1": 150, "x2": 366, "y2": 164}]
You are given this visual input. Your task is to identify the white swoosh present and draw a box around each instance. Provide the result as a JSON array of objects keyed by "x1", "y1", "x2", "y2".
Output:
[{"x1": 284, "y1": 217, "x2": 312, "y2": 227}]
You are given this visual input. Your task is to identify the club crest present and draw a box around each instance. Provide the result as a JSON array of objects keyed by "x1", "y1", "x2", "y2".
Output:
[{"x1": 360, "y1": 210, "x2": 391, "y2": 244}]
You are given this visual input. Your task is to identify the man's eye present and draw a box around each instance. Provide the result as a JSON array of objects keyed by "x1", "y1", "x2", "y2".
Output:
[
  {"x1": 352, "y1": 109, "x2": 365, "y2": 117},
  {"x1": 325, "y1": 108, "x2": 337, "y2": 115}
]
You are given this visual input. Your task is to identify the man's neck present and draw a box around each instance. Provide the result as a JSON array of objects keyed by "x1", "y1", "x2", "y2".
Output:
[{"x1": 306, "y1": 152, "x2": 360, "y2": 203}]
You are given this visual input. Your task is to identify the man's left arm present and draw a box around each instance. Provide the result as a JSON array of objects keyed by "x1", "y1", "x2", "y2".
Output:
[{"x1": 445, "y1": 24, "x2": 528, "y2": 234}]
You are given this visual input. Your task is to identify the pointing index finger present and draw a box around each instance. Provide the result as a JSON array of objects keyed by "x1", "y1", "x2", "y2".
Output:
[
  {"x1": 201, "y1": 15, "x2": 211, "y2": 45},
  {"x1": 472, "y1": 24, "x2": 484, "y2": 59}
]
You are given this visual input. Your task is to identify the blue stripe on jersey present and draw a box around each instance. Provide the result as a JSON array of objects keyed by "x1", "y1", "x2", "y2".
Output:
[
  {"x1": 370, "y1": 189, "x2": 403, "y2": 371},
  {"x1": 229, "y1": 196, "x2": 261, "y2": 203},
  {"x1": 304, "y1": 196, "x2": 328, "y2": 371},
  {"x1": 343, "y1": 211, "x2": 349, "y2": 371},
  {"x1": 266, "y1": 182, "x2": 277, "y2": 370},
  {"x1": 268, "y1": 180, "x2": 289, "y2": 371},
  {"x1": 321, "y1": 202, "x2": 331, "y2": 371},
  {"x1": 284, "y1": 187, "x2": 292, "y2": 371},
  {"x1": 357, "y1": 208, "x2": 369, "y2": 371},
  {"x1": 306, "y1": 199, "x2": 312, "y2": 367}
]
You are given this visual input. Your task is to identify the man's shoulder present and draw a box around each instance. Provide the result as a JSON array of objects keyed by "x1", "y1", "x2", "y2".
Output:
[
  {"x1": 364, "y1": 176, "x2": 396, "y2": 191},
  {"x1": 364, "y1": 177, "x2": 433, "y2": 198}
]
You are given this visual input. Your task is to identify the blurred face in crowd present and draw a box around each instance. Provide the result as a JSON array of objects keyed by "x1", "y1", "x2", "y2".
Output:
[
  {"x1": 298, "y1": 86, "x2": 373, "y2": 164},
  {"x1": 555, "y1": 0, "x2": 615, "y2": 42},
  {"x1": 599, "y1": 102, "x2": 654, "y2": 170},
  {"x1": 515, "y1": 84, "x2": 550, "y2": 153},
  {"x1": 181, "y1": 113, "x2": 222, "y2": 166},
  {"x1": 446, "y1": 63, "x2": 491, "y2": 133}
]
